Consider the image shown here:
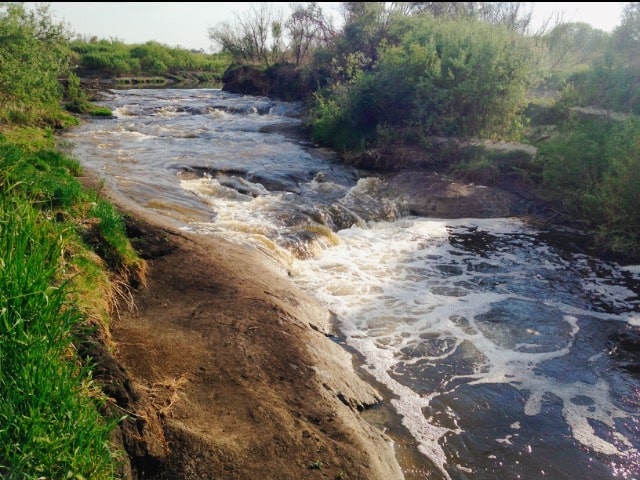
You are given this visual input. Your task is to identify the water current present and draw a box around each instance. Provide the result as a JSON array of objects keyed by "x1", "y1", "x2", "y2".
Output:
[{"x1": 60, "y1": 88, "x2": 640, "y2": 480}]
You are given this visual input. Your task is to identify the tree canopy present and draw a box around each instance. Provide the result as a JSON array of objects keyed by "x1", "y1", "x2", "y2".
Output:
[{"x1": 0, "y1": 2, "x2": 71, "y2": 124}]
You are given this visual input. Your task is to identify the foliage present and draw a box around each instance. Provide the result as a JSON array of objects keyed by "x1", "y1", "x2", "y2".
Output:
[
  {"x1": 0, "y1": 137, "x2": 147, "y2": 476},
  {"x1": 452, "y1": 145, "x2": 538, "y2": 185},
  {"x1": 62, "y1": 73, "x2": 113, "y2": 116},
  {"x1": 0, "y1": 126, "x2": 59, "y2": 151},
  {"x1": 0, "y1": 141, "x2": 141, "y2": 271},
  {"x1": 88, "y1": 199, "x2": 141, "y2": 270},
  {"x1": 536, "y1": 115, "x2": 640, "y2": 257},
  {"x1": 0, "y1": 3, "x2": 72, "y2": 126},
  {"x1": 612, "y1": 2, "x2": 640, "y2": 67},
  {"x1": 393, "y1": 2, "x2": 535, "y2": 33},
  {"x1": 542, "y1": 22, "x2": 609, "y2": 71},
  {"x1": 0, "y1": 185, "x2": 119, "y2": 479},
  {"x1": 63, "y1": 73, "x2": 90, "y2": 113},
  {"x1": 209, "y1": 2, "x2": 338, "y2": 67},
  {"x1": 70, "y1": 38, "x2": 231, "y2": 80},
  {"x1": 561, "y1": 54, "x2": 640, "y2": 115},
  {"x1": 551, "y1": 4, "x2": 640, "y2": 115},
  {"x1": 310, "y1": 85, "x2": 368, "y2": 151},
  {"x1": 594, "y1": 117, "x2": 640, "y2": 255},
  {"x1": 310, "y1": 13, "x2": 540, "y2": 151},
  {"x1": 208, "y1": 3, "x2": 287, "y2": 66},
  {"x1": 334, "y1": 2, "x2": 391, "y2": 73},
  {"x1": 286, "y1": 2, "x2": 336, "y2": 66}
]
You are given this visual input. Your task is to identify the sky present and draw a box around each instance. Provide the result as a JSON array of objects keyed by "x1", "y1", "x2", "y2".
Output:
[{"x1": 28, "y1": 2, "x2": 628, "y2": 53}]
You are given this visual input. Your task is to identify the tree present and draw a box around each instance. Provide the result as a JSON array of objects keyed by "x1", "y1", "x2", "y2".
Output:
[
  {"x1": 208, "y1": 3, "x2": 285, "y2": 66},
  {"x1": 339, "y1": 2, "x2": 390, "y2": 65},
  {"x1": 0, "y1": 2, "x2": 71, "y2": 124},
  {"x1": 311, "y1": 11, "x2": 540, "y2": 151},
  {"x1": 543, "y1": 22, "x2": 609, "y2": 71},
  {"x1": 286, "y1": 2, "x2": 336, "y2": 66},
  {"x1": 390, "y1": 2, "x2": 533, "y2": 32},
  {"x1": 613, "y1": 2, "x2": 640, "y2": 66}
]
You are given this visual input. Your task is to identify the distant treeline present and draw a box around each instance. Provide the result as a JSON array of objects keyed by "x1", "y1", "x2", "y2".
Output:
[
  {"x1": 208, "y1": 2, "x2": 639, "y2": 142},
  {"x1": 70, "y1": 37, "x2": 231, "y2": 84}
]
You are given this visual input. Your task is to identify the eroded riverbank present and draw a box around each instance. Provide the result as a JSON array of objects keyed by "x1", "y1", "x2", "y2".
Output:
[
  {"x1": 93, "y1": 192, "x2": 407, "y2": 479},
  {"x1": 65, "y1": 87, "x2": 640, "y2": 479}
]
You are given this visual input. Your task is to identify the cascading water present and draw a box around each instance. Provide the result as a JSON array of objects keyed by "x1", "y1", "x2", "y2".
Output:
[{"x1": 61, "y1": 88, "x2": 640, "y2": 480}]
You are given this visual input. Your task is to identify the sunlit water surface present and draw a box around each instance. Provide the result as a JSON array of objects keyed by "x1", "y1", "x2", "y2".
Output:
[{"x1": 61, "y1": 88, "x2": 640, "y2": 480}]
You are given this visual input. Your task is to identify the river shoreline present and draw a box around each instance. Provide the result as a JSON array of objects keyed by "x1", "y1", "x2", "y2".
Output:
[
  {"x1": 69, "y1": 86, "x2": 639, "y2": 478},
  {"x1": 87, "y1": 170, "x2": 408, "y2": 479},
  {"x1": 83, "y1": 142, "x2": 640, "y2": 478}
]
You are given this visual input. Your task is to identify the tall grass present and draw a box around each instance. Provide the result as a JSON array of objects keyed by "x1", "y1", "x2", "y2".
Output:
[
  {"x1": 0, "y1": 138, "x2": 145, "y2": 477},
  {"x1": 0, "y1": 141, "x2": 144, "y2": 276},
  {"x1": 0, "y1": 192, "x2": 120, "y2": 479}
]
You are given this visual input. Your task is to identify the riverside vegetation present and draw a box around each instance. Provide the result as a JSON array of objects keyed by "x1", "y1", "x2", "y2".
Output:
[
  {"x1": 215, "y1": 2, "x2": 640, "y2": 261},
  {"x1": 1, "y1": 1, "x2": 639, "y2": 478},
  {"x1": 0, "y1": 4, "x2": 146, "y2": 478}
]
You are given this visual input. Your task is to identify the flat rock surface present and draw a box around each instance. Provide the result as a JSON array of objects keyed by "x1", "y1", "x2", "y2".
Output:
[
  {"x1": 381, "y1": 170, "x2": 521, "y2": 218},
  {"x1": 105, "y1": 208, "x2": 404, "y2": 480}
]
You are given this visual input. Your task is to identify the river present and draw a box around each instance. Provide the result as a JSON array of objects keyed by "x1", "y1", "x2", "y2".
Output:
[{"x1": 60, "y1": 88, "x2": 640, "y2": 480}]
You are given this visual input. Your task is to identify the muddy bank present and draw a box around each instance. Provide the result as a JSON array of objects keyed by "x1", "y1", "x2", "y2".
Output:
[{"x1": 90, "y1": 190, "x2": 405, "y2": 479}]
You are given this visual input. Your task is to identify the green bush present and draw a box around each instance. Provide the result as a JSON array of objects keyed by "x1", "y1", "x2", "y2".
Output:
[
  {"x1": 310, "y1": 88, "x2": 368, "y2": 151},
  {"x1": 88, "y1": 106, "x2": 114, "y2": 117},
  {"x1": 596, "y1": 117, "x2": 640, "y2": 255},
  {"x1": 309, "y1": 13, "x2": 540, "y2": 152},
  {"x1": 70, "y1": 38, "x2": 231, "y2": 80},
  {"x1": 564, "y1": 58, "x2": 640, "y2": 115},
  {"x1": 536, "y1": 115, "x2": 640, "y2": 257},
  {"x1": 536, "y1": 116, "x2": 612, "y2": 213},
  {"x1": 0, "y1": 3, "x2": 71, "y2": 126}
]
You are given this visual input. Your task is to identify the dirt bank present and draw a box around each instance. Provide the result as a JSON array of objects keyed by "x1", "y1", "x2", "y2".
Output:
[
  {"x1": 82, "y1": 124, "x2": 631, "y2": 478},
  {"x1": 91, "y1": 194, "x2": 405, "y2": 479}
]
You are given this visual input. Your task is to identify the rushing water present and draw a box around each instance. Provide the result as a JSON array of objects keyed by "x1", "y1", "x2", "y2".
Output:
[{"x1": 60, "y1": 88, "x2": 640, "y2": 480}]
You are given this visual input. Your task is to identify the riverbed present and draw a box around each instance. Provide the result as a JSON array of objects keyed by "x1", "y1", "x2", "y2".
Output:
[{"x1": 61, "y1": 87, "x2": 640, "y2": 480}]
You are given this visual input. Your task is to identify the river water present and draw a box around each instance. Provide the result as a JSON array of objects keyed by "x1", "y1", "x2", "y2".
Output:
[{"x1": 60, "y1": 88, "x2": 640, "y2": 480}]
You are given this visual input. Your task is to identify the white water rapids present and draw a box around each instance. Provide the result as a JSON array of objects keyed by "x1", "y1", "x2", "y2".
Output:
[{"x1": 60, "y1": 88, "x2": 640, "y2": 480}]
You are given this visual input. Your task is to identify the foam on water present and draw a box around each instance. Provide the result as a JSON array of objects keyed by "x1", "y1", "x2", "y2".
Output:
[
  {"x1": 288, "y1": 217, "x2": 640, "y2": 478},
  {"x1": 62, "y1": 88, "x2": 640, "y2": 480}
]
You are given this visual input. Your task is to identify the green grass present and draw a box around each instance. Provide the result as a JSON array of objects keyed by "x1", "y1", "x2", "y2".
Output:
[
  {"x1": 0, "y1": 193, "x2": 120, "y2": 479},
  {"x1": 0, "y1": 135, "x2": 145, "y2": 478},
  {"x1": 0, "y1": 140, "x2": 143, "y2": 273},
  {"x1": 88, "y1": 106, "x2": 113, "y2": 117}
]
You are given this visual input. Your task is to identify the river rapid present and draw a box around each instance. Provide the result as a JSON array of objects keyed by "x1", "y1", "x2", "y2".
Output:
[{"x1": 60, "y1": 88, "x2": 640, "y2": 480}]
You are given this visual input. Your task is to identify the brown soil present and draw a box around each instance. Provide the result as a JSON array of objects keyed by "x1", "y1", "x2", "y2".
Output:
[{"x1": 89, "y1": 197, "x2": 406, "y2": 479}]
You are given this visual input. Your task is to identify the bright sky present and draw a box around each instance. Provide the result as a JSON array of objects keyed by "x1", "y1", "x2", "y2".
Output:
[{"x1": 29, "y1": 2, "x2": 628, "y2": 52}]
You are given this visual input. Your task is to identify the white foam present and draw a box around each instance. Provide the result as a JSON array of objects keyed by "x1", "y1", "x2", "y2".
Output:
[{"x1": 289, "y1": 217, "x2": 639, "y2": 474}]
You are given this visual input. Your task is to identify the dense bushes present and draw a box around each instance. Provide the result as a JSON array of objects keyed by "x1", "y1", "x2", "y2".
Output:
[
  {"x1": 537, "y1": 115, "x2": 640, "y2": 257},
  {"x1": 310, "y1": 13, "x2": 539, "y2": 150},
  {"x1": 0, "y1": 4, "x2": 72, "y2": 126},
  {"x1": 552, "y1": 4, "x2": 640, "y2": 115},
  {"x1": 563, "y1": 58, "x2": 640, "y2": 115},
  {"x1": 70, "y1": 38, "x2": 231, "y2": 81},
  {"x1": 300, "y1": 2, "x2": 640, "y2": 258}
]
